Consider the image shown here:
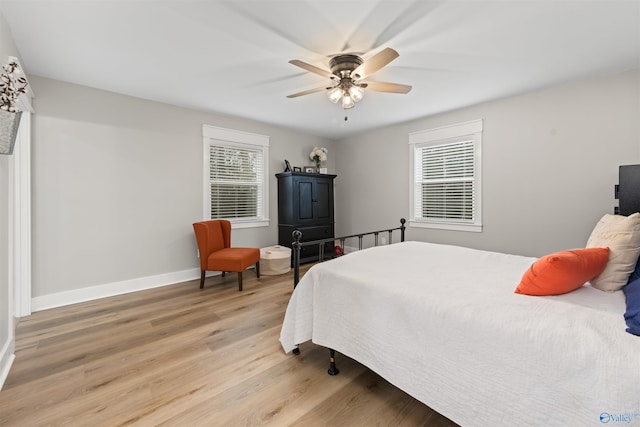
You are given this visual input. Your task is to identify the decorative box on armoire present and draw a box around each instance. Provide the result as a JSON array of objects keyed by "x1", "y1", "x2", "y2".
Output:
[{"x1": 276, "y1": 171, "x2": 337, "y2": 264}]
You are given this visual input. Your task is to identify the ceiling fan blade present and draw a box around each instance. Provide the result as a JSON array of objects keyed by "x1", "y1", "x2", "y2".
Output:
[
  {"x1": 371, "y1": 0, "x2": 445, "y2": 50},
  {"x1": 352, "y1": 47, "x2": 399, "y2": 79},
  {"x1": 365, "y1": 81, "x2": 412, "y2": 94},
  {"x1": 286, "y1": 86, "x2": 328, "y2": 98},
  {"x1": 223, "y1": 2, "x2": 331, "y2": 56},
  {"x1": 288, "y1": 60, "x2": 334, "y2": 79}
]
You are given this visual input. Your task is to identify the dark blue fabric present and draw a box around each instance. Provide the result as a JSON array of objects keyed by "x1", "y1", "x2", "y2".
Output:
[
  {"x1": 623, "y1": 278, "x2": 640, "y2": 336},
  {"x1": 626, "y1": 256, "x2": 640, "y2": 285}
]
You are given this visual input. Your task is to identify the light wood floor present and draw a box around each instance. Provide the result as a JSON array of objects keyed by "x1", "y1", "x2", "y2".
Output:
[{"x1": 0, "y1": 266, "x2": 459, "y2": 426}]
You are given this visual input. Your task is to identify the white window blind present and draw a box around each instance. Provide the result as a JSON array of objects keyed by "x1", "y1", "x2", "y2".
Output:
[
  {"x1": 409, "y1": 119, "x2": 482, "y2": 232},
  {"x1": 415, "y1": 140, "x2": 475, "y2": 222},
  {"x1": 202, "y1": 125, "x2": 269, "y2": 228},
  {"x1": 209, "y1": 144, "x2": 263, "y2": 220}
]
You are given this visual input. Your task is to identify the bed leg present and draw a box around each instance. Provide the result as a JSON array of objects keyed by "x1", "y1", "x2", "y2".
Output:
[
  {"x1": 292, "y1": 230, "x2": 302, "y2": 288},
  {"x1": 328, "y1": 348, "x2": 340, "y2": 375},
  {"x1": 292, "y1": 346, "x2": 300, "y2": 355}
]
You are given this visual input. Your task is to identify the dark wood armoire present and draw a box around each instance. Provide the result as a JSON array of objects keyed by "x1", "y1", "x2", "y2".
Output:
[{"x1": 276, "y1": 172, "x2": 337, "y2": 264}]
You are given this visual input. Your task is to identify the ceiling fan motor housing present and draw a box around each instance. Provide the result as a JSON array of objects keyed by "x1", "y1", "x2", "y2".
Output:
[{"x1": 329, "y1": 54, "x2": 363, "y2": 78}]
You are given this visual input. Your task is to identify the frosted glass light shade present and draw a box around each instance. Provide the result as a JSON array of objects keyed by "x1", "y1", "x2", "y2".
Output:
[
  {"x1": 342, "y1": 94, "x2": 355, "y2": 109},
  {"x1": 327, "y1": 86, "x2": 343, "y2": 103},
  {"x1": 349, "y1": 85, "x2": 364, "y2": 102}
]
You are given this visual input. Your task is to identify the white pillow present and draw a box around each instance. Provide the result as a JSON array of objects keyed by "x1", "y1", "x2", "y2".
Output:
[{"x1": 586, "y1": 213, "x2": 640, "y2": 292}]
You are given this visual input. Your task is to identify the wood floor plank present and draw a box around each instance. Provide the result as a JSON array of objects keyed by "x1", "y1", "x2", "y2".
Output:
[
  {"x1": 155, "y1": 345, "x2": 367, "y2": 427},
  {"x1": 0, "y1": 264, "x2": 458, "y2": 426},
  {"x1": 290, "y1": 368, "x2": 438, "y2": 427}
]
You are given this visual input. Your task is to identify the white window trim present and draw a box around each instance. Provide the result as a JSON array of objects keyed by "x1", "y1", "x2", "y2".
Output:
[
  {"x1": 409, "y1": 119, "x2": 483, "y2": 233},
  {"x1": 202, "y1": 125, "x2": 269, "y2": 229}
]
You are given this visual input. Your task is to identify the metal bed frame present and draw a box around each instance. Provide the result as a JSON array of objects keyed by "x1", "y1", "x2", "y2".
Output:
[
  {"x1": 292, "y1": 218, "x2": 406, "y2": 287},
  {"x1": 289, "y1": 218, "x2": 406, "y2": 374}
]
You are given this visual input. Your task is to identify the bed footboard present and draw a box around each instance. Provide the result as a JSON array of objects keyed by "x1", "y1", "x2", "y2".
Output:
[
  {"x1": 289, "y1": 218, "x2": 406, "y2": 374},
  {"x1": 292, "y1": 218, "x2": 406, "y2": 288}
]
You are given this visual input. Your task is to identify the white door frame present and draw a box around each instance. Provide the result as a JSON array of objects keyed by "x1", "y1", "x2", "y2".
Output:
[
  {"x1": 11, "y1": 109, "x2": 32, "y2": 317},
  {"x1": 10, "y1": 56, "x2": 33, "y2": 318}
]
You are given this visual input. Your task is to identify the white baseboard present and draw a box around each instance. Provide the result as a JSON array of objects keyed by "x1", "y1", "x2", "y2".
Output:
[
  {"x1": 31, "y1": 268, "x2": 219, "y2": 312},
  {"x1": 0, "y1": 337, "x2": 15, "y2": 391}
]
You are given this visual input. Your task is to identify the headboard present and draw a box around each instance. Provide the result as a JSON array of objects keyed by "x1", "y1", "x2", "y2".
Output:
[{"x1": 616, "y1": 165, "x2": 640, "y2": 215}]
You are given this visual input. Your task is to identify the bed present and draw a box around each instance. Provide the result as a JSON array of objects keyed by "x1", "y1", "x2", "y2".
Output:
[
  {"x1": 279, "y1": 167, "x2": 640, "y2": 426},
  {"x1": 280, "y1": 240, "x2": 640, "y2": 425}
]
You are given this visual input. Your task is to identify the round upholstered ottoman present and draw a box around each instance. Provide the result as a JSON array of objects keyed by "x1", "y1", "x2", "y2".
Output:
[{"x1": 260, "y1": 245, "x2": 291, "y2": 275}]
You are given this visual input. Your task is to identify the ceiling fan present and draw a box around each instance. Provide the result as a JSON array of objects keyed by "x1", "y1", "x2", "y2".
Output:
[{"x1": 286, "y1": 47, "x2": 412, "y2": 110}]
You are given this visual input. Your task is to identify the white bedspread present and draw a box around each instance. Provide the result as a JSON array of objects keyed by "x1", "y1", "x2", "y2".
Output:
[{"x1": 280, "y1": 241, "x2": 640, "y2": 426}]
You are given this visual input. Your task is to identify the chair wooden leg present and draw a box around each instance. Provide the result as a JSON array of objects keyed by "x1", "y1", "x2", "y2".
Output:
[
  {"x1": 222, "y1": 271, "x2": 226, "y2": 278},
  {"x1": 238, "y1": 271, "x2": 243, "y2": 292},
  {"x1": 200, "y1": 270, "x2": 205, "y2": 289},
  {"x1": 255, "y1": 261, "x2": 260, "y2": 278}
]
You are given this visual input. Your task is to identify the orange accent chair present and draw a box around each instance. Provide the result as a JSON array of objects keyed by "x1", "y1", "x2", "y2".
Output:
[{"x1": 192, "y1": 220, "x2": 260, "y2": 291}]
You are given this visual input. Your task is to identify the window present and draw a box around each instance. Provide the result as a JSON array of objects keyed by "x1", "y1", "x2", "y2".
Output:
[
  {"x1": 203, "y1": 125, "x2": 269, "y2": 228},
  {"x1": 409, "y1": 119, "x2": 482, "y2": 232}
]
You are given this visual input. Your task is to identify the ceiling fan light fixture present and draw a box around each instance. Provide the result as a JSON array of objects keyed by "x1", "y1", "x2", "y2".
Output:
[
  {"x1": 342, "y1": 93, "x2": 355, "y2": 109},
  {"x1": 349, "y1": 85, "x2": 364, "y2": 102},
  {"x1": 327, "y1": 86, "x2": 343, "y2": 103}
]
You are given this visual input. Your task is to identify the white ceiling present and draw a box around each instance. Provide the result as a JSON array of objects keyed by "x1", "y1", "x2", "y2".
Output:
[{"x1": 1, "y1": 0, "x2": 639, "y2": 139}]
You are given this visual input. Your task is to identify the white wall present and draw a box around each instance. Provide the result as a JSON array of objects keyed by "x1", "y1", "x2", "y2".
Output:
[
  {"x1": 30, "y1": 76, "x2": 335, "y2": 307},
  {"x1": 335, "y1": 70, "x2": 640, "y2": 257}
]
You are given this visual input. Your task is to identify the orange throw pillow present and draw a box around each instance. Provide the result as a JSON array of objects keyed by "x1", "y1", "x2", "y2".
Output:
[{"x1": 515, "y1": 248, "x2": 609, "y2": 296}]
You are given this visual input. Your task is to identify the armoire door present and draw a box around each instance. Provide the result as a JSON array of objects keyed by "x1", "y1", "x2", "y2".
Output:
[{"x1": 293, "y1": 176, "x2": 315, "y2": 224}]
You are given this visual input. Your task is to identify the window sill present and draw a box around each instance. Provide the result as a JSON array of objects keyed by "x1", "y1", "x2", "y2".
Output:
[
  {"x1": 409, "y1": 220, "x2": 482, "y2": 233},
  {"x1": 230, "y1": 219, "x2": 270, "y2": 229}
]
